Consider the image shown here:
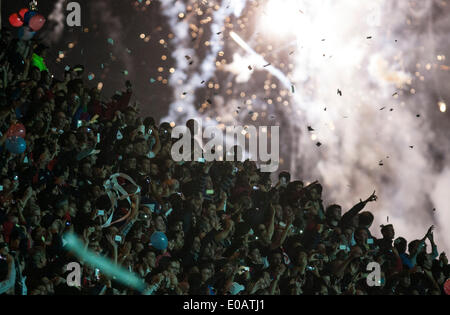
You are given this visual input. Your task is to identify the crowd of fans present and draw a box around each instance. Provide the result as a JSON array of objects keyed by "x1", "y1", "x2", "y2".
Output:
[{"x1": 0, "y1": 28, "x2": 448, "y2": 295}]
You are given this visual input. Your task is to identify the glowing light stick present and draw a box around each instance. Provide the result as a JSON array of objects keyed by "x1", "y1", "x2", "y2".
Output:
[{"x1": 64, "y1": 233, "x2": 145, "y2": 292}]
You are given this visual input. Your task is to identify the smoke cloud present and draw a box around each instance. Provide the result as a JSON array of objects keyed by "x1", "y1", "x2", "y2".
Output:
[
  {"x1": 285, "y1": 0, "x2": 450, "y2": 253},
  {"x1": 90, "y1": 0, "x2": 134, "y2": 76},
  {"x1": 159, "y1": 0, "x2": 450, "y2": 253},
  {"x1": 160, "y1": 0, "x2": 248, "y2": 126},
  {"x1": 41, "y1": 0, "x2": 66, "y2": 44}
]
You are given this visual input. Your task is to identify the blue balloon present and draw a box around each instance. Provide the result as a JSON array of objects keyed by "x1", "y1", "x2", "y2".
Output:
[
  {"x1": 23, "y1": 11, "x2": 37, "y2": 25},
  {"x1": 5, "y1": 136, "x2": 27, "y2": 154},
  {"x1": 18, "y1": 26, "x2": 36, "y2": 41},
  {"x1": 150, "y1": 232, "x2": 168, "y2": 250}
]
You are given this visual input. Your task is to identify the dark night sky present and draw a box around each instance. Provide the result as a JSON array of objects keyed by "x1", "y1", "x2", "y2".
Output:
[{"x1": 3, "y1": 0, "x2": 174, "y2": 120}]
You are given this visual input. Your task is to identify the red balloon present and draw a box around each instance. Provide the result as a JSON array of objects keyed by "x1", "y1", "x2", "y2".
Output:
[
  {"x1": 6, "y1": 123, "x2": 26, "y2": 139},
  {"x1": 19, "y1": 8, "x2": 29, "y2": 19},
  {"x1": 9, "y1": 13, "x2": 23, "y2": 27},
  {"x1": 445, "y1": 279, "x2": 450, "y2": 295},
  {"x1": 29, "y1": 14, "x2": 46, "y2": 31}
]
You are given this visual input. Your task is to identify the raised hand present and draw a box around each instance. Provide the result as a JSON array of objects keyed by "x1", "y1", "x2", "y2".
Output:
[
  {"x1": 361, "y1": 191, "x2": 377, "y2": 203},
  {"x1": 426, "y1": 225, "x2": 434, "y2": 239},
  {"x1": 106, "y1": 234, "x2": 118, "y2": 249}
]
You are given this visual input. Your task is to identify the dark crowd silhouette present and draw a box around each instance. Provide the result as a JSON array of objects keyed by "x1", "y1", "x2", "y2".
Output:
[{"x1": 0, "y1": 28, "x2": 449, "y2": 295}]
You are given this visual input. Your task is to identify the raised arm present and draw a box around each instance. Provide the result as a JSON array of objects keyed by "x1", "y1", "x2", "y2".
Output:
[
  {"x1": 16, "y1": 187, "x2": 34, "y2": 225},
  {"x1": 270, "y1": 216, "x2": 293, "y2": 250},
  {"x1": 412, "y1": 226, "x2": 434, "y2": 261},
  {"x1": 427, "y1": 230, "x2": 439, "y2": 259},
  {"x1": 214, "y1": 217, "x2": 235, "y2": 243},
  {"x1": 266, "y1": 204, "x2": 276, "y2": 241},
  {"x1": 148, "y1": 126, "x2": 161, "y2": 157},
  {"x1": 216, "y1": 191, "x2": 227, "y2": 212},
  {"x1": 105, "y1": 234, "x2": 119, "y2": 265},
  {"x1": 341, "y1": 191, "x2": 377, "y2": 225},
  {"x1": 0, "y1": 254, "x2": 16, "y2": 295}
]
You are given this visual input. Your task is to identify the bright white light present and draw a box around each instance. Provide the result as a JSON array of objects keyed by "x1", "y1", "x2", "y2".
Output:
[
  {"x1": 229, "y1": 31, "x2": 292, "y2": 88},
  {"x1": 259, "y1": 0, "x2": 304, "y2": 37},
  {"x1": 439, "y1": 101, "x2": 447, "y2": 113}
]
